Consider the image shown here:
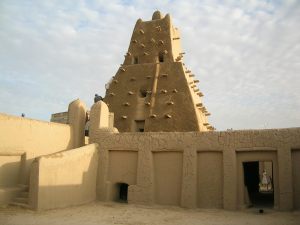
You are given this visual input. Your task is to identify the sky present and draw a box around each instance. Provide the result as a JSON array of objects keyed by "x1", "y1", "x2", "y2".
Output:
[{"x1": 0, "y1": 0, "x2": 299, "y2": 131}]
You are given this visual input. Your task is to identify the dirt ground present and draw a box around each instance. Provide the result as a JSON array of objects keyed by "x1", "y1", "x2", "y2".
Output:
[{"x1": 1, "y1": 201, "x2": 299, "y2": 225}]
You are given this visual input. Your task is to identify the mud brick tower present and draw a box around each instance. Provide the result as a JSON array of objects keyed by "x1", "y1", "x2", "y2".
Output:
[{"x1": 104, "y1": 11, "x2": 214, "y2": 132}]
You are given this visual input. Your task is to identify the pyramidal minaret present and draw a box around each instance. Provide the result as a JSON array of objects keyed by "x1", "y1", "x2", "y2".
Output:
[{"x1": 104, "y1": 11, "x2": 215, "y2": 132}]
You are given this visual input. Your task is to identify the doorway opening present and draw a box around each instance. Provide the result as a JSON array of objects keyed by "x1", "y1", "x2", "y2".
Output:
[
  {"x1": 243, "y1": 161, "x2": 274, "y2": 209},
  {"x1": 119, "y1": 183, "x2": 129, "y2": 202}
]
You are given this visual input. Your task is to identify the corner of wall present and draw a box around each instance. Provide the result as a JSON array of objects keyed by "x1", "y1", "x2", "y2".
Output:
[{"x1": 28, "y1": 158, "x2": 40, "y2": 211}]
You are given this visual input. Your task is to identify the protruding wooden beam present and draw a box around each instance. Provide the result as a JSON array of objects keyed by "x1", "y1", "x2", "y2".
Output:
[
  {"x1": 167, "y1": 102, "x2": 174, "y2": 105},
  {"x1": 131, "y1": 39, "x2": 137, "y2": 43},
  {"x1": 130, "y1": 77, "x2": 136, "y2": 81},
  {"x1": 162, "y1": 74, "x2": 168, "y2": 77},
  {"x1": 189, "y1": 74, "x2": 195, "y2": 77},
  {"x1": 196, "y1": 103, "x2": 203, "y2": 107},
  {"x1": 128, "y1": 91, "x2": 134, "y2": 95},
  {"x1": 145, "y1": 102, "x2": 151, "y2": 106},
  {"x1": 140, "y1": 44, "x2": 145, "y2": 48},
  {"x1": 164, "y1": 50, "x2": 168, "y2": 54},
  {"x1": 120, "y1": 68, "x2": 125, "y2": 72},
  {"x1": 185, "y1": 70, "x2": 191, "y2": 73},
  {"x1": 150, "y1": 114, "x2": 156, "y2": 117},
  {"x1": 140, "y1": 30, "x2": 144, "y2": 34},
  {"x1": 126, "y1": 52, "x2": 131, "y2": 56},
  {"x1": 110, "y1": 93, "x2": 115, "y2": 96},
  {"x1": 203, "y1": 123, "x2": 210, "y2": 126},
  {"x1": 156, "y1": 26, "x2": 161, "y2": 31},
  {"x1": 159, "y1": 40, "x2": 164, "y2": 44},
  {"x1": 194, "y1": 88, "x2": 199, "y2": 92},
  {"x1": 113, "y1": 80, "x2": 118, "y2": 83},
  {"x1": 205, "y1": 113, "x2": 211, "y2": 116},
  {"x1": 179, "y1": 52, "x2": 185, "y2": 55},
  {"x1": 173, "y1": 37, "x2": 180, "y2": 40},
  {"x1": 165, "y1": 114, "x2": 171, "y2": 118},
  {"x1": 172, "y1": 89, "x2": 178, "y2": 93},
  {"x1": 194, "y1": 80, "x2": 199, "y2": 83},
  {"x1": 161, "y1": 89, "x2": 167, "y2": 93},
  {"x1": 144, "y1": 52, "x2": 149, "y2": 55},
  {"x1": 122, "y1": 115, "x2": 127, "y2": 119},
  {"x1": 146, "y1": 91, "x2": 152, "y2": 94},
  {"x1": 197, "y1": 92, "x2": 204, "y2": 97},
  {"x1": 123, "y1": 102, "x2": 130, "y2": 106},
  {"x1": 151, "y1": 38, "x2": 155, "y2": 42}
]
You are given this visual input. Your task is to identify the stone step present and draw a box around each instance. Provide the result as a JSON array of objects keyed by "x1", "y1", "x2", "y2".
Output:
[
  {"x1": 14, "y1": 197, "x2": 28, "y2": 204},
  {"x1": 17, "y1": 184, "x2": 29, "y2": 192},
  {"x1": 20, "y1": 192, "x2": 29, "y2": 198},
  {"x1": 8, "y1": 202, "x2": 28, "y2": 208}
]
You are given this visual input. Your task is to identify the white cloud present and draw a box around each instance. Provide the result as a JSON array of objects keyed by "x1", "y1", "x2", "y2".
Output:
[{"x1": 0, "y1": 0, "x2": 299, "y2": 131}]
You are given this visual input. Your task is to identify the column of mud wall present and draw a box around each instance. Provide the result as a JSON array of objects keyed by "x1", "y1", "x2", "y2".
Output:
[{"x1": 67, "y1": 99, "x2": 87, "y2": 148}]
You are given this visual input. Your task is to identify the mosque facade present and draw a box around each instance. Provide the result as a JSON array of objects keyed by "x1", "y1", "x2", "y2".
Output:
[{"x1": 0, "y1": 11, "x2": 299, "y2": 212}]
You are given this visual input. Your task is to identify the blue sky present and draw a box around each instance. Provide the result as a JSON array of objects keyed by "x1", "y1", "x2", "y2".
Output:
[{"x1": 0, "y1": 0, "x2": 299, "y2": 131}]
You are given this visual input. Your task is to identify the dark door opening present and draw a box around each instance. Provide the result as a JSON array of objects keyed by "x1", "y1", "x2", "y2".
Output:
[
  {"x1": 243, "y1": 161, "x2": 274, "y2": 209},
  {"x1": 119, "y1": 183, "x2": 129, "y2": 202}
]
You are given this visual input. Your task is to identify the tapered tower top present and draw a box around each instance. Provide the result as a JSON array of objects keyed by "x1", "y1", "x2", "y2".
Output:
[{"x1": 152, "y1": 11, "x2": 163, "y2": 20}]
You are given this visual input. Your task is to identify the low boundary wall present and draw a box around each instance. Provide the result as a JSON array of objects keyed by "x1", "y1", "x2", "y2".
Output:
[{"x1": 28, "y1": 143, "x2": 99, "y2": 211}]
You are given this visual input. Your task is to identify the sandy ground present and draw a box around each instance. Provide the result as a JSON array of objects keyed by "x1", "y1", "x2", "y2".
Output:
[{"x1": 1, "y1": 202, "x2": 299, "y2": 225}]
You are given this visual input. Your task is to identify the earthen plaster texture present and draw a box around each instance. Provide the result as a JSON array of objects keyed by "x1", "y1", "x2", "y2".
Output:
[{"x1": 90, "y1": 102, "x2": 300, "y2": 211}]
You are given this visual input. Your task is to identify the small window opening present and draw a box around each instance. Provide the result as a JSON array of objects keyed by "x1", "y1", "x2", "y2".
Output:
[
  {"x1": 159, "y1": 53, "x2": 164, "y2": 62},
  {"x1": 140, "y1": 90, "x2": 147, "y2": 98},
  {"x1": 134, "y1": 57, "x2": 138, "y2": 64},
  {"x1": 119, "y1": 183, "x2": 129, "y2": 202},
  {"x1": 134, "y1": 120, "x2": 145, "y2": 132}
]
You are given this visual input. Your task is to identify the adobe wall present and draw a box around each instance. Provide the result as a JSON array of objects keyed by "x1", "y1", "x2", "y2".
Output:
[
  {"x1": 90, "y1": 104, "x2": 300, "y2": 211},
  {"x1": 0, "y1": 99, "x2": 86, "y2": 205},
  {"x1": 28, "y1": 143, "x2": 99, "y2": 211},
  {"x1": 0, "y1": 114, "x2": 74, "y2": 187}
]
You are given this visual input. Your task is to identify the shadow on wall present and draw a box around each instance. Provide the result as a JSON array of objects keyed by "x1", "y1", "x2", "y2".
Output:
[
  {"x1": 0, "y1": 157, "x2": 21, "y2": 188},
  {"x1": 28, "y1": 144, "x2": 99, "y2": 211}
]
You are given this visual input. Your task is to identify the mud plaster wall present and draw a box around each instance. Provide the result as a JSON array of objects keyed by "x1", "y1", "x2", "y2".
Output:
[
  {"x1": 291, "y1": 149, "x2": 300, "y2": 209},
  {"x1": 153, "y1": 152, "x2": 183, "y2": 206},
  {"x1": 28, "y1": 143, "x2": 99, "y2": 211},
  {"x1": 91, "y1": 121, "x2": 300, "y2": 211},
  {"x1": 0, "y1": 113, "x2": 74, "y2": 187},
  {"x1": 0, "y1": 99, "x2": 86, "y2": 190},
  {"x1": 197, "y1": 151, "x2": 223, "y2": 209},
  {"x1": 0, "y1": 155, "x2": 21, "y2": 187},
  {"x1": 107, "y1": 151, "x2": 138, "y2": 202}
]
